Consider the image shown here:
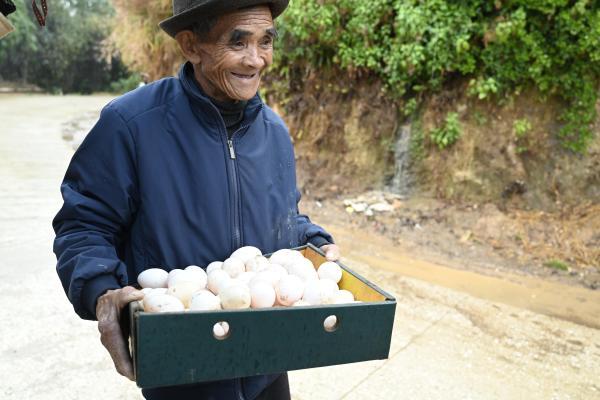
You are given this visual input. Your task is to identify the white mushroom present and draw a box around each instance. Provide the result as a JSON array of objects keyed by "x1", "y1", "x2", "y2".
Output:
[
  {"x1": 207, "y1": 269, "x2": 231, "y2": 295},
  {"x1": 237, "y1": 271, "x2": 257, "y2": 285},
  {"x1": 139, "y1": 287, "x2": 167, "y2": 309},
  {"x1": 318, "y1": 261, "x2": 342, "y2": 283},
  {"x1": 143, "y1": 294, "x2": 185, "y2": 313},
  {"x1": 220, "y1": 283, "x2": 251, "y2": 310},
  {"x1": 250, "y1": 270, "x2": 279, "y2": 288},
  {"x1": 245, "y1": 255, "x2": 270, "y2": 272},
  {"x1": 222, "y1": 257, "x2": 246, "y2": 278},
  {"x1": 266, "y1": 264, "x2": 288, "y2": 283},
  {"x1": 275, "y1": 275, "x2": 304, "y2": 306},
  {"x1": 137, "y1": 268, "x2": 169, "y2": 289},
  {"x1": 289, "y1": 258, "x2": 318, "y2": 281},
  {"x1": 268, "y1": 249, "x2": 304, "y2": 271},
  {"x1": 213, "y1": 321, "x2": 230, "y2": 338},
  {"x1": 230, "y1": 246, "x2": 262, "y2": 264},
  {"x1": 250, "y1": 281, "x2": 276, "y2": 308},
  {"x1": 332, "y1": 289, "x2": 355, "y2": 304},
  {"x1": 184, "y1": 265, "x2": 208, "y2": 288},
  {"x1": 318, "y1": 278, "x2": 340, "y2": 304},
  {"x1": 167, "y1": 269, "x2": 183, "y2": 287},
  {"x1": 189, "y1": 290, "x2": 222, "y2": 311},
  {"x1": 167, "y1": 269, "x2": 207, "y2": 307},
  {"x1": 324, "y1": 315, "x2": 338, "y2": 331},
  {"x1": 206, "y1": 261, "x2": 223, "y2": 274}
]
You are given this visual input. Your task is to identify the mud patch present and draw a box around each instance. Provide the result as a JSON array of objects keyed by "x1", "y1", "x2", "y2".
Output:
[
  {"x1": 300, "y1": 194, "x2": 600, "y2": 328},
  {"x1": 301, "y1": 193, "x2": 599, "y2": 290}
]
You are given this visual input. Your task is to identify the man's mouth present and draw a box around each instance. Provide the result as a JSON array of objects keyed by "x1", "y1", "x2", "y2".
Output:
[{"x1": 231, "y1": 72, "x2": 258, "y2": 80}]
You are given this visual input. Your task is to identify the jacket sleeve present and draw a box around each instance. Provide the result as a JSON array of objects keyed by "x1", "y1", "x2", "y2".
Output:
[
  {"x1": 295, "y1": 189, "x2": 334, "y2": 248},
  {"x1": 52, "y1": 105, "x2": 139, "y2": 320}
]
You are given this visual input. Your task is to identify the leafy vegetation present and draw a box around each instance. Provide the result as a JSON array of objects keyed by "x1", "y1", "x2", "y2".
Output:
[
  {"x1": 430, "y1": 112, "x2": 461, "y2": 149},
  {"x1": 0, "y1": 0, "x2": 131, "y2": 93},
  {"x1": 274, "y1": 0, "x2": 600, "y2": 152},
  {"x1": 543, "y1": 259, "x2": 569, "y2": 271},
  {"x1": 32, "y1": 1, "x2": 597, "y2": 151},
  {"x1": 109, "y1": 73, "x2": 142, "y2": 94},
  {"x1": 513, "y1": 118, "x2": 532, "y2": 153}
]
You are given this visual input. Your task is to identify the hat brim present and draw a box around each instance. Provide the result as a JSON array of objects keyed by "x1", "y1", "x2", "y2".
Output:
[{"x1": 159, "y1": 0, "x2": 289, "y2": 38}]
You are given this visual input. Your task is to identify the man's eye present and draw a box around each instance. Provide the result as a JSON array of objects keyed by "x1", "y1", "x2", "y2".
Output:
[
  {"x1": 232, "y1": 41, "x2": 245, "y2": 48},
  {"x1": 261, "y1": 38, "x2": 273, "y2": 46}
]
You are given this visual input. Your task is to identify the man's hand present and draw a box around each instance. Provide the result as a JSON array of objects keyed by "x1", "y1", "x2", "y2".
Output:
[
  {"x1": 320, "y1": 244, "x2": 340, "y2": 261},
  {"x1": 96, "y1": 286, "x2": 144, "y2": 381}
]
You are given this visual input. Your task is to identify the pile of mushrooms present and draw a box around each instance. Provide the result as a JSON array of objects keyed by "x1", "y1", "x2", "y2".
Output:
[{"x1": 137, "y1": 246, "x2": 357, "y2": 314}]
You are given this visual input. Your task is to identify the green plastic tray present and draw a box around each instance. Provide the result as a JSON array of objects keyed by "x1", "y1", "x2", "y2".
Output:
[{"x1": 129, "y1": 244, "x2": 396, "y2": 388}]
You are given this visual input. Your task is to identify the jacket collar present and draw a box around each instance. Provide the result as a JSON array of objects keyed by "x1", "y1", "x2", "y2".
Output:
[{"x1": 178, "y1": 62, "x2": 263, "y2": 132}]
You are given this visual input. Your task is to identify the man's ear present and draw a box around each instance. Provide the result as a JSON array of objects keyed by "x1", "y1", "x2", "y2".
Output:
[{"x1": 175, "y1": 30, "x2": 202, "y2": 64}]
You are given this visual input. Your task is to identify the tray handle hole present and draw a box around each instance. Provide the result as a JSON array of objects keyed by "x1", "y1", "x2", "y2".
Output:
[
  {"x1": 213, "y1": 321, "x2": 230, "y2": 340},
  {"x1": 323, "y1": 315, "x2": 339, "y2": 332}
]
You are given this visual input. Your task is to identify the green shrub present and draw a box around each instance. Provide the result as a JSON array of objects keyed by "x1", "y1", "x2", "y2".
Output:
[
  {"x1": 274, "y1": 0, "x2": 600, "y2": 152},
  {"x1": 430, "y1": 112, "x2": 461, "y2": 149},
  {"x1": 544, "y1": 259, "x2": 569, "y2": 271},
  {"x1": 513, "y1": 118, "x2": 532, "y2": 153},
  {"x1": 110, "y1": 73, "x2": 142, "y2": 94}
]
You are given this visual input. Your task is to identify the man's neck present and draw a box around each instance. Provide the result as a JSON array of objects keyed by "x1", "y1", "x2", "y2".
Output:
[{"x1": 187, "y1": 64, "x2": 247, "y2": 136}]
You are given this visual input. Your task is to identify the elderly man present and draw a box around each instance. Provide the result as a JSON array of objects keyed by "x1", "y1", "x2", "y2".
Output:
[{"x1": 52, "y1": 0, "x2": 339, "y2": 399}]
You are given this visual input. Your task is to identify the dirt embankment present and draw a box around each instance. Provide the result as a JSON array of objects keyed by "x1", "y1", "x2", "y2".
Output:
[
  {"x1": 265, "y1": 75, "x2": 398, "y2": 194},
  {"x1": 272, "y1": 76, "x2": 599, "y2": 290},
  {"x1": 273, "y1": 76, "x2": 600, "y2": 211},
  {"x1": 416, "y1": 85, "x2": 600, "y2": 210}
]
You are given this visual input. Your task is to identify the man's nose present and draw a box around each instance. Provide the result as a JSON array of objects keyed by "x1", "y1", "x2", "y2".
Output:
[{"x1": 242, "y1": 46, "x2": 266, "y2": 70}]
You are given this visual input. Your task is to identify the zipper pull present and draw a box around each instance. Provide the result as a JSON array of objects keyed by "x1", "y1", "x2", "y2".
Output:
[{"x1": 227, "y1": 139, "x2": 236, "y2": 159}]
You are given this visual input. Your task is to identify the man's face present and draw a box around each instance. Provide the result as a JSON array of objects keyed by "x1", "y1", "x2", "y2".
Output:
[{"x1": 193, "y1": 6, "x2": 275, "y2": 102}]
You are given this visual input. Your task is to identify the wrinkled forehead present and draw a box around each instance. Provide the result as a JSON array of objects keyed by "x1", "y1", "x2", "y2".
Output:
[{"x1": 208, "y1": 5, "x2": 275, "y2": 40}]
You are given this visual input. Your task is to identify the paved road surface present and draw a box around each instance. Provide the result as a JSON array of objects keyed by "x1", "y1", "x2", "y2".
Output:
[{"x1": 1, "y1": 94, "x2": 598, "y2": 400}]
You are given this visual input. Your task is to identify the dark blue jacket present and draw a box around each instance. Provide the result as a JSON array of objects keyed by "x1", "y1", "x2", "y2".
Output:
[{"x1": 53, "y1": 63, "x2": 333, "y2": 399}]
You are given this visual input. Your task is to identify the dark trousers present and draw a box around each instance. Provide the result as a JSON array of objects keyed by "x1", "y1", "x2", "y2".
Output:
[
  {"x1": 255, "y1": 373, "x2": 291, "y2": 400},
  {"x1": 142, "y1": 373, "x2": 291, "y2": 400}
]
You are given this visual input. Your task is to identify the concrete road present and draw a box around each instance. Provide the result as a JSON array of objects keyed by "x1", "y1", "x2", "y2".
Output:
[{"x1": 1, "y1": 94, "x2": 598, "y2": 400}]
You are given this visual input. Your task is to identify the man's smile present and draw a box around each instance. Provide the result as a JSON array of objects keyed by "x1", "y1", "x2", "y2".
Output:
[{"x1": 231, "y1": 71, "x2": 258, "y2": 80}]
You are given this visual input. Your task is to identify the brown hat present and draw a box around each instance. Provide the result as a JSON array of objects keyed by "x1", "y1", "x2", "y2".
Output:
[{"x1": 159, "y1": 0, "x2": 289, "y2": 38}]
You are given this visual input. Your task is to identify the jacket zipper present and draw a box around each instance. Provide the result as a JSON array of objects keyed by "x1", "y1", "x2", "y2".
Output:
[
  {"x1": 211, "y1": 103, "x2": 262, "y2": 255},
  {"x1": 226, "y1": 121, "x2": 255, "y2": 253},
  {"x1": 227, "y1": 137, "x2": 241, "y2": 251},
  {"x1": 227, "y1": 139, "x2": 236, "y2": 159}
]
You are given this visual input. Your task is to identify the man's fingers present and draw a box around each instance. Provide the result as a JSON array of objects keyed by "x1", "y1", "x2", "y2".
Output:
[
  {"x1": 117, "y1": 286, "x2": 144, "y2": 309},
  {"x1": 326, "y1": 251, "x2": 339, "y2": 261},
  {"x1": 98, "y1": 319, "x2": 135, "y2": 381},
  {"x1": 321, "y1": 244, "x2": 340, "y2": 261}
]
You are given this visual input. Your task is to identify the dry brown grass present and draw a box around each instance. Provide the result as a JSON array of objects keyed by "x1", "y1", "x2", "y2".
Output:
[
  {"x1": 110, "y1": 0, "x2": 182, "y2": 79},
  {"x1": 510, "y1": 203, "x2": 600, "y2": 270}
]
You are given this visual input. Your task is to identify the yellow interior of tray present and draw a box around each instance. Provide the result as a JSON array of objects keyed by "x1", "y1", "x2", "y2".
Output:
[{"x1": 301, "y1": 247, "x2": 387, "y2": 302}]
